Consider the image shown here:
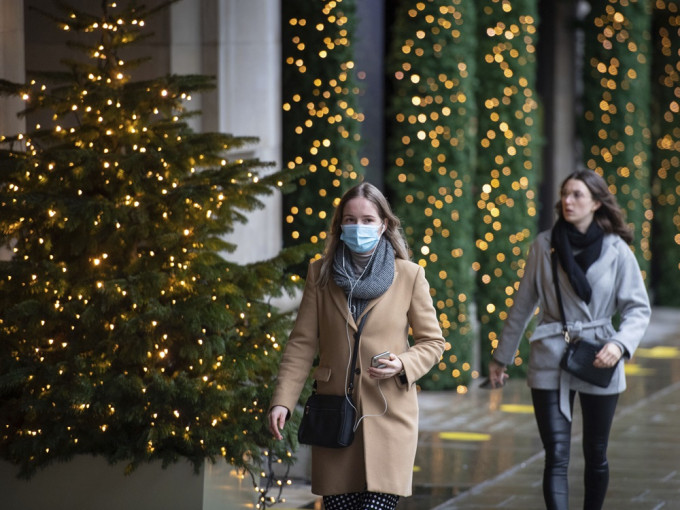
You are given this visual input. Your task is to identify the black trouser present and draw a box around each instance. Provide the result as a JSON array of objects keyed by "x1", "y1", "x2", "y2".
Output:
[
  {"x1": 531, "y1": 389, "x2": 619, "y2": 510},
  {"x1": 323, "y1": 491, "x2": 399, "y2": 510}
]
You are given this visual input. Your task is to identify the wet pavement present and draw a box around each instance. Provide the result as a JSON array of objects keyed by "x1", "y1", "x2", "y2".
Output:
[{"x1": 279, "y1": 307, "x2": 680, "y2": 509}]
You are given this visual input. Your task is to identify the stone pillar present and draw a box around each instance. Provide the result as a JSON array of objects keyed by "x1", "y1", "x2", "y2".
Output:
[
  {"x1": 0, "y1": 0, "x2": 25, "y2": 261},
  {"x1": 201, "y1": 0, "x2": 283, "y2": 264},
  {"x1": 537, "y1": 0, "x2": 578, "y2": 230},
  {"x1": 355, "y1": 0, "x2": 385, "y2": 188},
  {"x1": 0, "y1": 0, "x2": 26, "y2": 137},
  {"x1": 170, "y1": 0, "x2": 203, "y2": 132},
  {"x1": 552, "y1": 2, "x2": 578, "y2": 185}
]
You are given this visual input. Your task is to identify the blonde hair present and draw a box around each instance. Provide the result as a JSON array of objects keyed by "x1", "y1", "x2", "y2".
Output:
[{"x1": 318, "y1": 182, "x2": 409, "y2": 287}]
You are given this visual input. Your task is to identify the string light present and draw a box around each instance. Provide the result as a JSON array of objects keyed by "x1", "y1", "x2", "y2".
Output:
[
  {"x1": 385, "y1": 0, "x2": 477, "y2": 391},
  {"x1": 650, "y1": 0, "x2": 680, "y2": 303},
  {"x1": 582, "y1": 0, "x2": 653, "y2": 273},
  {"x1": 476, "y1": 0, "x2": 540, "y2": 377},
  {"x1": 281, "y1": 0, "x2": 363, "y2": 253}
]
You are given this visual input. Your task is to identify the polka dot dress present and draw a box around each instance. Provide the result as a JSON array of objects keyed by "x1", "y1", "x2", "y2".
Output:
[{"x1": 323, "y1": 491, "x2": 399, "y2": 510}]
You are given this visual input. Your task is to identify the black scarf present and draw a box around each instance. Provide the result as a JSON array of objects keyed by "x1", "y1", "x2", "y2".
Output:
[
  {"x1": 551, "y1": 218, "x2": 604, "y2": 304},
  {"x1": 332, "y1": 237, "x2": 395, "y2": 322}
]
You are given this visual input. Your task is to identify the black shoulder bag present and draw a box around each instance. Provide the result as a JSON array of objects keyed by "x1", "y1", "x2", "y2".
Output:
[
  {"x1": 297, "y1": 315, "x2": 367, "y2": 448},
  {"x1": 552, "y1": 251, "x2": 616, "y2": 388}
]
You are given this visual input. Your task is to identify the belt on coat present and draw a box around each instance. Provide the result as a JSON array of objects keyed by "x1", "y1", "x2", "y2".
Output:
[
  {"x1": 530, "y1": 317, "x2": 613, "y2": 343},
  {"x1": 532, "y1": 317, "x2": 613, "y2": 422}
]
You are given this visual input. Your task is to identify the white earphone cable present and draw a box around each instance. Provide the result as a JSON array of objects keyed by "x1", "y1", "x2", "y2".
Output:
[{"x1": 340, "y1": 240, "x2": 389, "y2": 431}]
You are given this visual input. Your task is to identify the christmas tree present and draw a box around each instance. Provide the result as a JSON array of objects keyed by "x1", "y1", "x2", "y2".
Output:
[{"x1": 0, "y1": 0, "x2": 305, "y2": 491}]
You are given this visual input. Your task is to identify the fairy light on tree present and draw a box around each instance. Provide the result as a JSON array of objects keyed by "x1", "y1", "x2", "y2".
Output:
[
  {"x1": 475, "y1": 0, "x2": 540, "y2": 377},
  {"x1": 649, "y1": 0, "x2": 680, "y2": 304},
  {"x1": 281, "y1": 0, "x2": 363, "y2": 258},
  {"x1": 0, "y1": 1, "x2": 305, "y2": 503},
  {"x1": 580, "y1": 0, "x2": 653, "y2": 275},
  {"x1": 385, "y1": 0, "x2": 478, "y2": 391}
]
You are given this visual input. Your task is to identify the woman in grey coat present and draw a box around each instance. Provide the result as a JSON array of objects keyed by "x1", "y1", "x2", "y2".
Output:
[{"x1": 488, "y1": 169, "x2": 651, "y2": 510}]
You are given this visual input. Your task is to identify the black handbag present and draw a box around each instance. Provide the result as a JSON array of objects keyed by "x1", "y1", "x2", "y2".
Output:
[
  {"x1": 560, "y1": 337, "x2": 615, "y2": 388},
  {"x1": 297, "y1": 314, "x2": 367, "y2": 448},
  {"x1": 297, "y1": 393, "x2": 356, "y2": 448},
  {"x1": 552, "y1": 251, "x2": 616, "y2": 388}
]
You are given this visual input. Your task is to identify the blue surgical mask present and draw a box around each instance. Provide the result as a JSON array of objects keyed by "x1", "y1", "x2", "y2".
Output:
[{"x1": 340, "y1": 224, "x2": 383, "y2": 253}]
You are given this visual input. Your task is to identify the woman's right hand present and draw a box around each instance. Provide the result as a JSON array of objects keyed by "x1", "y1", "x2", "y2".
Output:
[
  {"x1": 488, "y1": 359, "x2": 509, "y2": 388},
  {"x1": 269, "y1": 405, "x2": 288, "y2": 440}
]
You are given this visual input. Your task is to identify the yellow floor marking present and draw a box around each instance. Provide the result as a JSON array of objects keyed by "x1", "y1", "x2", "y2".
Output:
[
  {"x1": 439, "y1": 431, "x2": 491, "y2": 442},
  {"x1": 500, "y1": 404, "x2": 534, "y2": 414},
  {"x1": 635, "y1": 346, "x2": 680, "y2": 359},
  {"x1": 624, "y1": 364, "x2": 656, "y2": 376}
]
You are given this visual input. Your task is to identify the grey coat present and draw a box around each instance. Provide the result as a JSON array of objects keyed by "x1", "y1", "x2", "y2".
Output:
[{"x1": 493, "y1": 230, "x2": 651, "y2": 418}]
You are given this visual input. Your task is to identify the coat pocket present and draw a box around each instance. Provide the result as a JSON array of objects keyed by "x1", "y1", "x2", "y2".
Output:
[{"x1": 530, "y1": 338, "x2": 567, "y2": 371}]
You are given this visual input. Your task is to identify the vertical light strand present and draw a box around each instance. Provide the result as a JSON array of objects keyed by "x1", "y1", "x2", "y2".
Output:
[
  {"x1": 475, "y1": 0, "x2": 540, "y2": 376},
  {"x1": 281, "y1": 0, "x2": 363, "y2": 258},
  {"x1": 650, "y1": 0, "x2": 680, "y2": 304},
  {"x1": 581, "y1": 0, "x2": 653, "y2": 276},
  {"x1": 385, "y1": 0, "x2": 478, "y2": 391}
]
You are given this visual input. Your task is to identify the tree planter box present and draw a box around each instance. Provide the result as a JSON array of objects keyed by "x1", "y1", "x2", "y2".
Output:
[{"x1": 0, "y1": 457, "x2": 255, "y2": 510}]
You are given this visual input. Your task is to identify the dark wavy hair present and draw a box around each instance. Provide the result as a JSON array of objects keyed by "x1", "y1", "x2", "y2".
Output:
[
  {"x1": 554, "y1": 169, "x2": 633, "y2": 244},
  {"x1": 318, "y1": 182, "x2": 409, "y2": 287}
]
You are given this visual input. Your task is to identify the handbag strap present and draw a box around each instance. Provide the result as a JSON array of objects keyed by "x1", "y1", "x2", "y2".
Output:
[
  {"x1": 551, "y1": 250, "x2": 571, "y2": 343},
  {"x1": 346, "y1": 313, "x2": 369, "y2": 396}
]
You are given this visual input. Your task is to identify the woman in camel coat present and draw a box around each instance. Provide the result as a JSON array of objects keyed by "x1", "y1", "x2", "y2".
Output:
[{"x1": 269, "y1": 182, "x2": 445, "y2": 510}]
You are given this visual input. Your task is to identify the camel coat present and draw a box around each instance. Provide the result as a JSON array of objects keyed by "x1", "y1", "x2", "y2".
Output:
[{"x1": 270, "y1": 257, "x2": 445, "y2": 497}]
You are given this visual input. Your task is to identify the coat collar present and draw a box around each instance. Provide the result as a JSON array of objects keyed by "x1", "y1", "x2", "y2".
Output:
[
  {"x1": 585, "y1": 234, "x2": 619, "y2": 287},
  {"x1": 547, "y1": 233, "x2": 620, "y2": 317},
  {"x1": 328, "y1": 261, "x2": 399, "y2": 331}
]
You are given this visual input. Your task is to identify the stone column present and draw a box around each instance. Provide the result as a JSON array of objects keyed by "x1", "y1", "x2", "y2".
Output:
[
  {"x1": 537, "y1": 0, "x2": 578, "y2": 230},
  {"x1": 200, "y1": 0, "x2": 283, "y2": 265},
  {"x1": 355, "y1": 0, "x2": 385, "y2": 187},
  {"x1": 0, "y1": 0, "x2": 26, "y2": 137},
  {"x1": 0, "y1": 0, "x2": 25, "y2": 261},
  {"x1": 170, "y1": 0, "x2": 203, "y2": 132}
]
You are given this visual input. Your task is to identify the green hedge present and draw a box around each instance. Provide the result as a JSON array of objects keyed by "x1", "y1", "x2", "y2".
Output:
[
  {"x1": 385, "y1": 0, "x2": 478, "y2": 390},
  {"x1": 281, "y1": 0, "x2": 363, "y2": 255},
  {"x1": 650, "y1": 0, "x2": 680, "y2": 305},
  {"x1": 475, "y1": 0, "x2": 541, "y2": 377},
  {"x1": 580, "y1": 0, "x2": 653, "y2": 276}
]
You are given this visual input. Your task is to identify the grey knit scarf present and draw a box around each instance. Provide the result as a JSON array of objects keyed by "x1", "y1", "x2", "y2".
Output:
[{"x1": 332, "y1": 237, "x2": 395, "y2": 322}]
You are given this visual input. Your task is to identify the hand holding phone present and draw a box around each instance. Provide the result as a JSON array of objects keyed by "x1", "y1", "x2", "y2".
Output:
[{"x1": 371, "y1": 351, "x2": 391, "y2": 369}]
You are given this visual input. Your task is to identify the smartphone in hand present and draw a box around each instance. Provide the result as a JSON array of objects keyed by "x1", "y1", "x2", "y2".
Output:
[{"x1": 371, "y1": 351, "x2": 391, "y2": 369}]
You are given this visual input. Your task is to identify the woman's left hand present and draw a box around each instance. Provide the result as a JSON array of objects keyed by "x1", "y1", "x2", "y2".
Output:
[
  {"x1": 594, "y1": 342, "x2": 623, "y2": 368},
  {"x1": 368, "y1": 354, "x2": 404, "y2": 379}
]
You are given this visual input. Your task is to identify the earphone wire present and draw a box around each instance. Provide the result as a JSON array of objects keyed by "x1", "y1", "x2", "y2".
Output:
[{"x1": 341, "y1": 241, "x2": 389, "y2": 432}]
